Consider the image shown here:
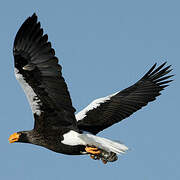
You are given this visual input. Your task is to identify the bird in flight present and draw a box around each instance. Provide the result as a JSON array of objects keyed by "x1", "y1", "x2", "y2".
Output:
[{"x1": 9, "y1": 13, "x2": 173, "y2": 164}]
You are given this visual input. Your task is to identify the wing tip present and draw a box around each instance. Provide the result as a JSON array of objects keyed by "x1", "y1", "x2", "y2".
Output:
[
  {"x1": 144, "y1": 61, "x2": 173, "y2": 79},
  {"x1": 30, "y1": 13, "x2": 38, "y2": 22},
  {"x1": 147, "y1": 62, "x2": 174, "y2": 88},
  {"x1": 14, "y1": 13, "x2": 39, "y2": 48}
]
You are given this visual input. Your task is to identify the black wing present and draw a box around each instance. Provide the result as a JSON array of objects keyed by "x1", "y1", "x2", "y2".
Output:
[
  {"x1": 13, "y1": 13, "x2": 77, "y2": 131},
  {"x1": 77, "y1": 63, "x2": 173, "y2": 134}
]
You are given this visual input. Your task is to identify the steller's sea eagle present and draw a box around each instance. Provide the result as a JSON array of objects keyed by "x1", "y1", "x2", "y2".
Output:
[{"x1": 9, "y1": 13, "x2": 173, "y2": 164}]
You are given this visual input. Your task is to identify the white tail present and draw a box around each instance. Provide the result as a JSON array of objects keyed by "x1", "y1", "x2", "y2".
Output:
[{"x1": 79, "y1": 133, "x2": 128, "y2": 154}]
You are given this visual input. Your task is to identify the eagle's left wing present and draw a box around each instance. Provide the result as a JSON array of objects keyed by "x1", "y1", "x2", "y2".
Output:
[{"x1": 77, "y1": 63, "x2": 173, "y2": 134}]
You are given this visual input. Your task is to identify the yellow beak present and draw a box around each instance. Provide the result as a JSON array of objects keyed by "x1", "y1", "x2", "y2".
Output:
[{"x1": 9, "y1": 132, "x2": 20, "y2": 143}]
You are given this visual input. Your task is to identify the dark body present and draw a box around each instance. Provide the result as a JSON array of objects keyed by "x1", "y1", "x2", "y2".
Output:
[
  {"x1": 10, "y1": 13, "x2": 173, "y2": 159},
  {"x1": 18, "y1": 129, "x2": 85, "y2": 155}
]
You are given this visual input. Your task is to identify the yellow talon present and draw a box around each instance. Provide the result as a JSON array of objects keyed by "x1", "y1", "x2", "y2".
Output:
[
  {"x1": 90, "y1": 154, "x2": 100, "y2": 160},
  {"x1": 85, "y1": 146, "x2": 101, "y2": 155},
  {"x1": 101, "y1": 159, "x2": 107, "y2": 164},
  {"x1": 85, "y1": 147, "x2": 98, "y2": 151},
  {"x1": 90, "y1": 155, "x2": 95, "y2": 159}
]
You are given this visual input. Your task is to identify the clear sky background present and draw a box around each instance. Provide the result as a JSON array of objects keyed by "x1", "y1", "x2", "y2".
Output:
[{"x1": 1, "y1": 0, "x2": 179, "y2": 180}]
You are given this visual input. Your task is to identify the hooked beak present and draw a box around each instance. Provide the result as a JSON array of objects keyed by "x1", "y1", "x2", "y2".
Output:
[{"x1": 9, "y1": 132, "x2": 20, "y2": 143}]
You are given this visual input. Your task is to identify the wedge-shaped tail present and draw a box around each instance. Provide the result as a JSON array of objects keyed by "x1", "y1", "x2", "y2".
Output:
[{"x1": 79, "y1": 133, "x2": 128, "y2": 154}]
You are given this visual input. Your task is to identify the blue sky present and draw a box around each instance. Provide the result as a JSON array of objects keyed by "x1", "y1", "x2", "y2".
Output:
[{"x1": 1, "y1": 0, "x2": 179, "y2": 179}]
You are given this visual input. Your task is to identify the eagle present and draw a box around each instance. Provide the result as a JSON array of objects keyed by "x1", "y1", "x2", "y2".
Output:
[{"x1": 9, "y1": 13, "x2": 173, "y2": 164}]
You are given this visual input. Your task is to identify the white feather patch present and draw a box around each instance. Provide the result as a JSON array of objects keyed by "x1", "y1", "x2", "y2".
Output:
[
  {"x1": 75, "y1": 92, "x2": 118, "y2": 121},
  {"x1": 61, "y1": 130, "x2": 85, "y2": 146},
  {"x1": 61, "y1": 130, "x2": 128, "y2": 154},
  {"x1": 14, "y1": 68, "x2": 42, "y2": 115},
  {"x1": 79, "y1": 133, "x2": 128, "y2": 154}
]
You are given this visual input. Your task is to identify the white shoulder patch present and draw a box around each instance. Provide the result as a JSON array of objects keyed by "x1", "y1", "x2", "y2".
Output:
[
  {"x1": 75, "y1": 92, "x2": 118, "y2": 121},
  {"x1": 61, "y1": 130, "x2": 85, "y2": 146},
  {"x1": 14, "y1": 68, "x2": 42, "y2": 116}
]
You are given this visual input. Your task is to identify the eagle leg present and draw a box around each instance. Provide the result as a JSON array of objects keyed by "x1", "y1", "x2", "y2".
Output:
[{"x1": 85, "y1": 146, "x2": 101, "y2": 155}]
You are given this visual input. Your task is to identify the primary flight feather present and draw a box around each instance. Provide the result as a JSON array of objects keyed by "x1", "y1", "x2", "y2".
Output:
[{"x1": 9, "y1": 13, "x2": 173, "y2": 164}]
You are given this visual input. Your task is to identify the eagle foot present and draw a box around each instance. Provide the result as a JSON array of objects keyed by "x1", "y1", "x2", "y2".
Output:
[
  {"x1": 85, "y1": 146, "x2": 101, "y2": 155},
  {"x1": 85, "y1": 146, "x2": 118, "y2": 164},
  {"x1": 90, "y1": 154, "x2": 100, "y2": 160}
]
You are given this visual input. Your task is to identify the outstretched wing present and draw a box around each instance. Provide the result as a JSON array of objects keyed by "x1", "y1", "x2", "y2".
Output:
[
  {"x1": 77, "y1": 63, "x2": 173, "y2": 134},
  {"x1": 13, "y1": 13, "x2": 77, "y2": 130}
]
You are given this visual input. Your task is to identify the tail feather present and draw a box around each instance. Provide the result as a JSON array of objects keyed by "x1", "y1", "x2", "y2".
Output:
[{"x1": 79, "y1": 133, "x2": 128, "y2": 154}]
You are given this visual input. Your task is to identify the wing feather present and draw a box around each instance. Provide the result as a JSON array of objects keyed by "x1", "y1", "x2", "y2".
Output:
[
  {"x1": 77, "y1": 63, "x2": 173, "y2": 134},
  {"x1": 13, "y1": 13, "x2": 77, "y2": 131}
]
